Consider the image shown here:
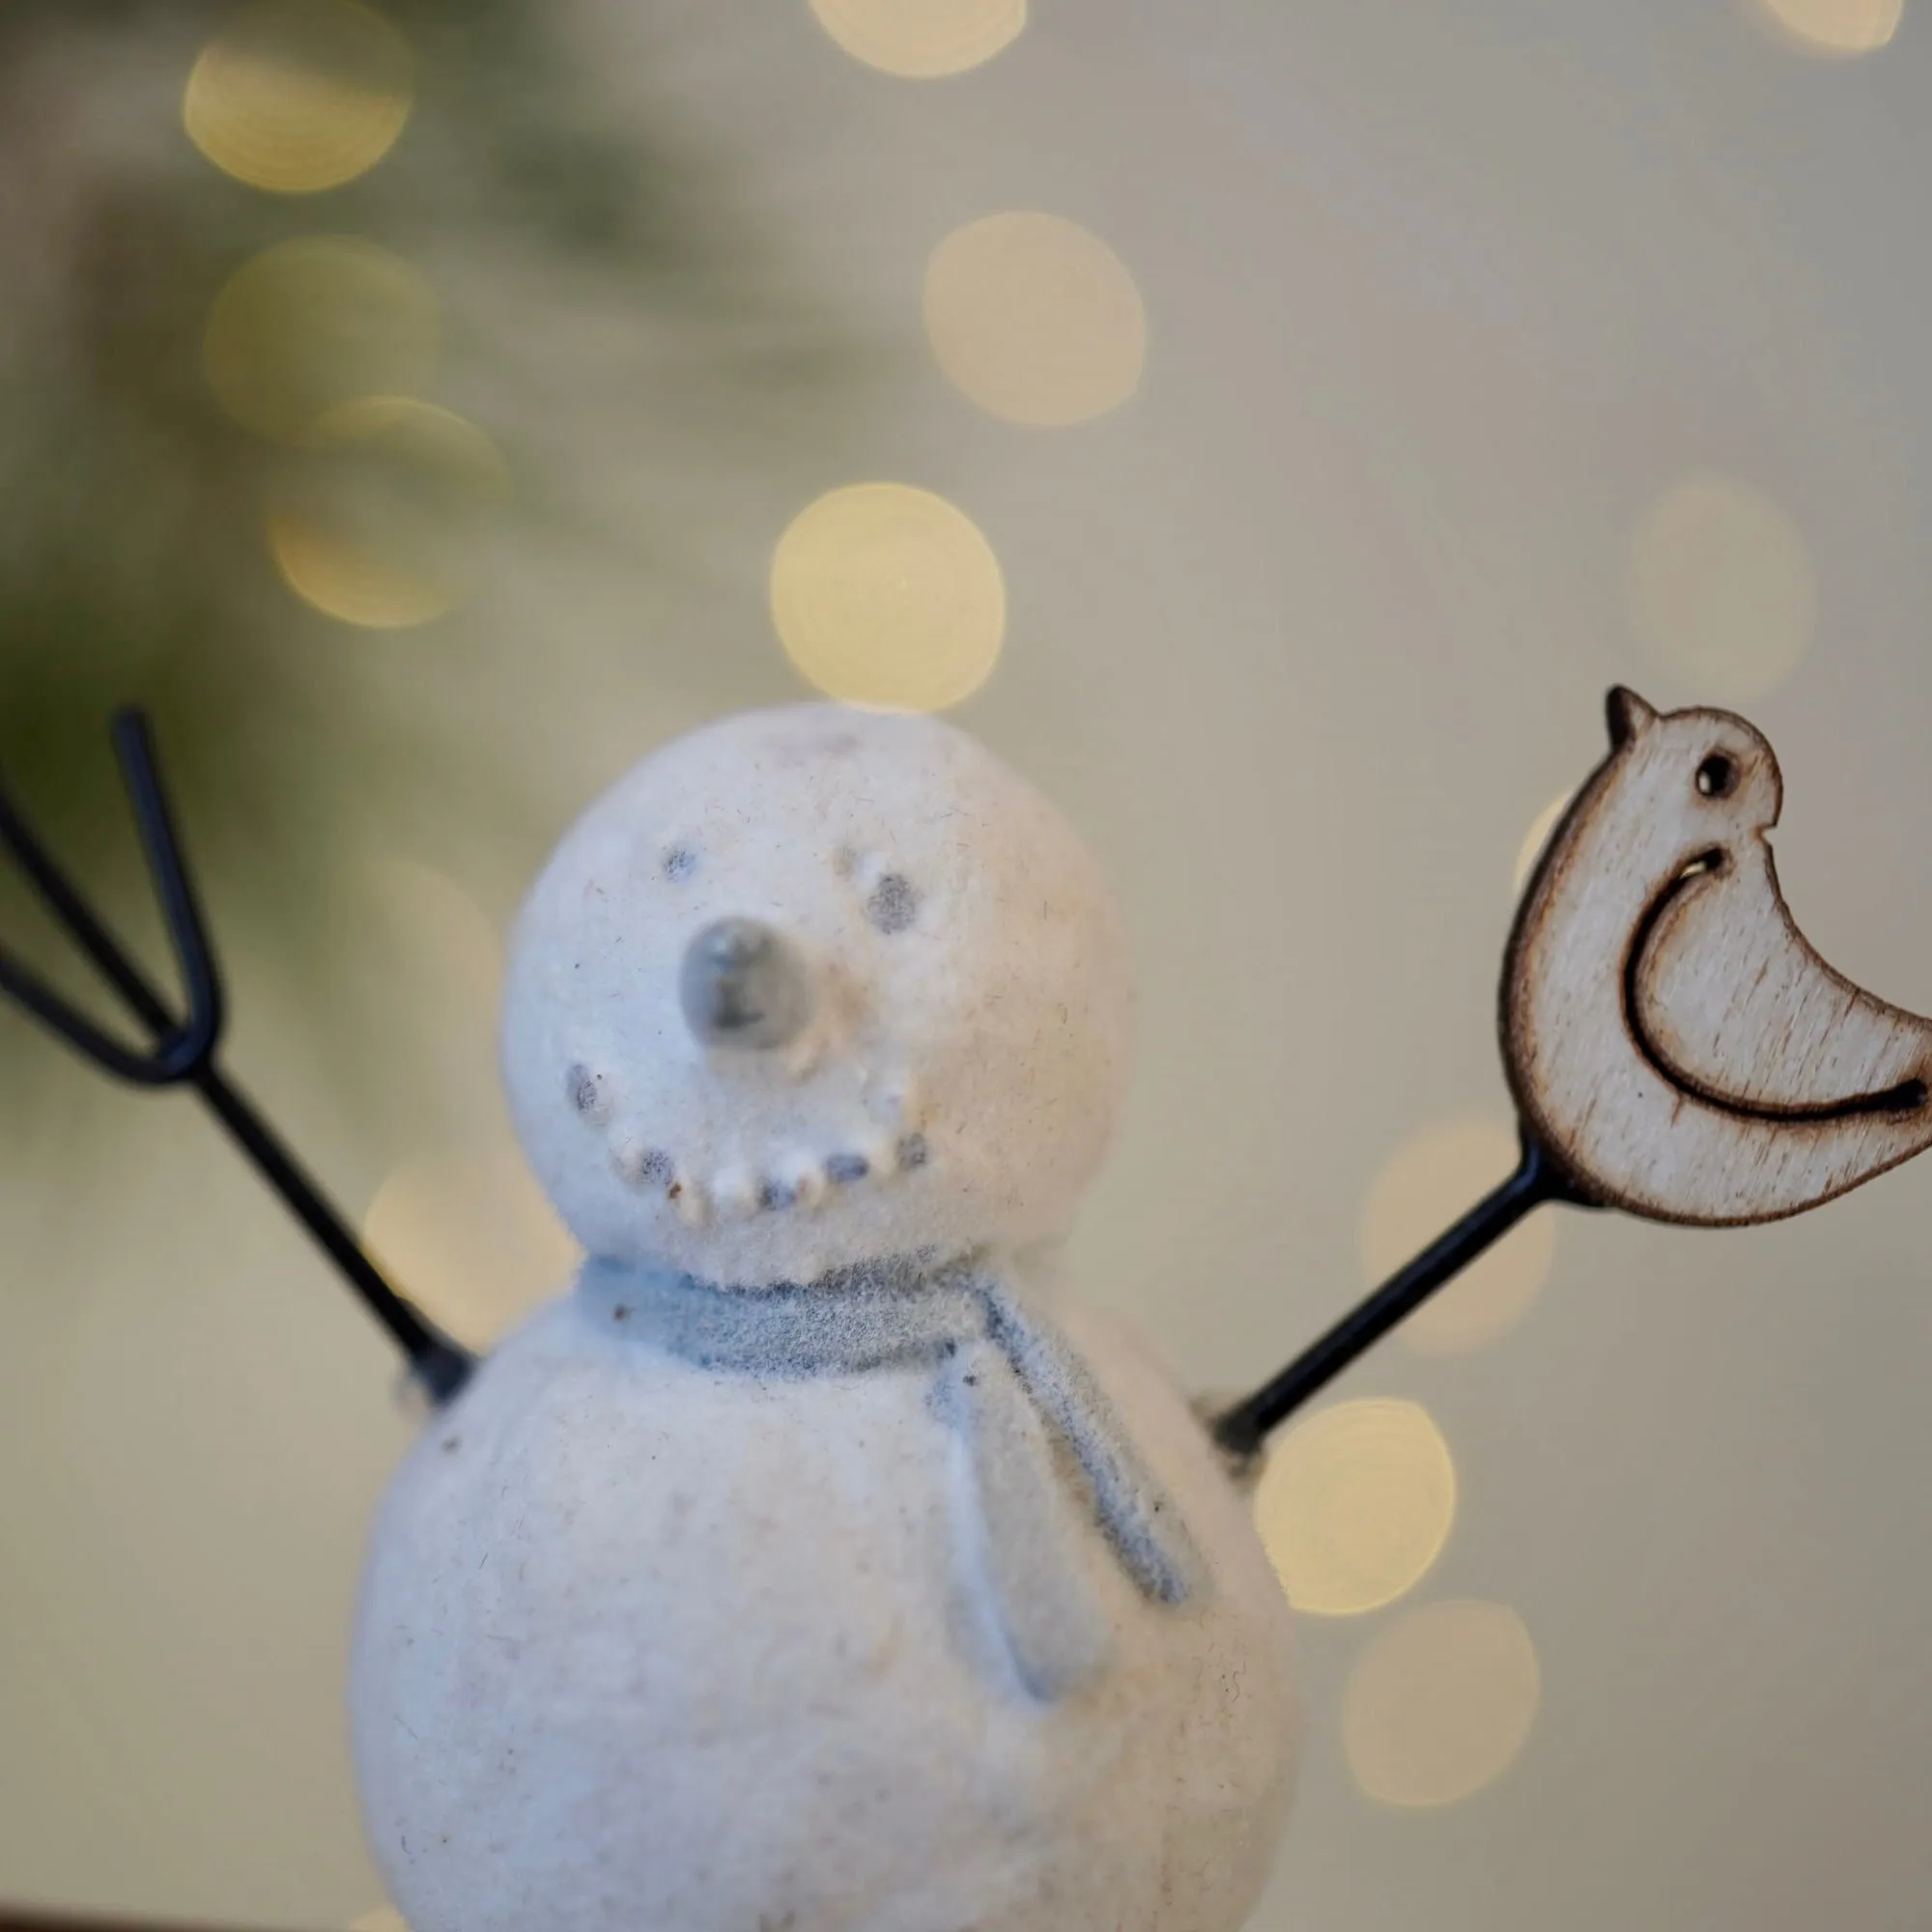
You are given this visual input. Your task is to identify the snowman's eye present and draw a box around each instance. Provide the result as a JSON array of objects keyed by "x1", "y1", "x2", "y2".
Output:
[
  {"x1": 663, "y1": 846, "x2": 698, "y2": 882},
  {"x1": 867, "y1": 872, "x2": 919, "y2": 934},
  {"x1": 565, "y1": 1063, "x2": 613, "y2": 1123}
]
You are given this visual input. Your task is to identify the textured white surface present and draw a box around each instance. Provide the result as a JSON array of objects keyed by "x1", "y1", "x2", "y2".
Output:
[
  {"x1": 353, "y1": 705, "x2": 1299, "y2": 1931},
  {"x1": 498, "y1": 703, "x2": 1133, "y2": 1287},
  {"x1": 352, "y1": 1286, "x2": 1297, "y2": 1932}
]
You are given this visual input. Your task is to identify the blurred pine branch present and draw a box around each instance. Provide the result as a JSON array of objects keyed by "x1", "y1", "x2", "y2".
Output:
[{"x1": 0, "y1": 0, "x2": 876, "y2": 1146}]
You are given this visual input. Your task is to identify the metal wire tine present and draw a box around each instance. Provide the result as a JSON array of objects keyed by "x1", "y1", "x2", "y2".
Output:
[
  {"x1": 0, "y1": 706, "x2": 474, "y2": 1403},
  {"x1": 0, "y1": 709, "x2": 220, "y2": 1085},
  {"x1": 109, "y1": 707, "x2": 224, "y2": 1080},
  {"x1": 1208, "y1": 1128, "x2": 1593, "y2": 1460},
  {"x1": 0, "y1": 785, "x2": 183, "y2": 1083}
]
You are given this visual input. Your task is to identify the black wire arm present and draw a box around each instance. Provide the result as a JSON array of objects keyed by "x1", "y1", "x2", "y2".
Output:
[
  {"x1": 0, "y1": 710, "x2": 474, "y2": 1406},
  {"x1": 1211, "y1": 1130, "x2": 1595, "y2": 1459}
]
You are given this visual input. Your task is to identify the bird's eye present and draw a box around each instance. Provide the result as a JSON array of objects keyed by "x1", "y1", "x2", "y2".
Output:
[
  {"x1": 1695, "y1": 754, "x2": 1736, "y2": 799},
  {"x1": 866, "y1": 872, "x2": 919, "y2": 934},
  {"x1": 663, "y1": 846, "x2": 698, "y2": 882}
]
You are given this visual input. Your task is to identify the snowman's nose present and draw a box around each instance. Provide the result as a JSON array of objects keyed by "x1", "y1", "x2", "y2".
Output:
[{"x1": 679, "y1": 917, "x2": 814, "y2": 1051}]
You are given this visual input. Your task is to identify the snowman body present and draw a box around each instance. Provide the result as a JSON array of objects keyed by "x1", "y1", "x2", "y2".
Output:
[
  {"x1": 349, "y1": 704, "x2": 1299, "y2": 1932},
  {"x1": 352, "y1": 1265, "x2": 1295, "y2": 1932}
]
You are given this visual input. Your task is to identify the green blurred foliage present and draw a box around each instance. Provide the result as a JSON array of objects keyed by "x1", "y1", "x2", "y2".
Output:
[{"x1": 0, "y1": 0, "x2": 871, "y2": 1135}]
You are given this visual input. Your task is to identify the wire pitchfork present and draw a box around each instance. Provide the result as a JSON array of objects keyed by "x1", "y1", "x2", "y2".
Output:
[{"x1": 0, "y1": 709, "x2": 473, "y2": 1405}]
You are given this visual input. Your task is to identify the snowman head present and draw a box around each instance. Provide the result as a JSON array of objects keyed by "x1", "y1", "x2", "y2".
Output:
[{"x1": 500, "y1": 704, "x2": 1133, "y2": 1286}]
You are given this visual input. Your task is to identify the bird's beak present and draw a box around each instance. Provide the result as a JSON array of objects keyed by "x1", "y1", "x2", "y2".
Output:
[{"x1": 1605, "y1": 686, "x2": 1659, "y2": 750}]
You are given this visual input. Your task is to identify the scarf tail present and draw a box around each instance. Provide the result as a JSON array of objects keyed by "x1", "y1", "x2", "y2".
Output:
[{"x1": 978, "y1": 1284, "x2": 1203, "y2": 1609}]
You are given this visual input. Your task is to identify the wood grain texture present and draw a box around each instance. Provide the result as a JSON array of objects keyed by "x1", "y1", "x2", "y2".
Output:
[{"x1": 1501, "y1": 686, "x2": 1932, "y2": 1226}]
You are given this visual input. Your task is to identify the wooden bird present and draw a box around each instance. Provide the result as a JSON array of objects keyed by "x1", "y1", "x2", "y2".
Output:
[{"x1": 1504, "y1": 686, "x2": 1932, "y2": 1225}]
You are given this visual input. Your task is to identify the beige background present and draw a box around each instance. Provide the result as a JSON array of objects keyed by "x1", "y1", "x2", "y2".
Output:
[{"x1": 4, "y1": 1, "x2": 1932, "y2": 1926}]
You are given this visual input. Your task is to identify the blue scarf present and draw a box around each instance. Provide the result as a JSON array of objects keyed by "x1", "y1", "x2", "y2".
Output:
[{"x1": 578, "y1": 1252, "x2": 1204, "y2": 1702}]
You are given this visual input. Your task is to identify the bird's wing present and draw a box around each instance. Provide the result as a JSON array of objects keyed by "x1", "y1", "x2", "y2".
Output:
[{"x1": 1630, "y1": 843, "x2": 1932, "y2": 1119}]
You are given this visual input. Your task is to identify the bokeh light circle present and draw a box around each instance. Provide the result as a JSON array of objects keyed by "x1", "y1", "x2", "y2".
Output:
[
  {"x1": 1343, "y1": 1599, "x2": 1542, "y2": 1808},
  {"x1": 363, "y1": 1146, "x2": 579, "y2": 1350},
  {"x1": 1512, "y1": 790, "x2": 1573, "y2": 899},
  {"x1": 269, "y1": 396, "x2": 510, "y2": 628},
  {"x1": 810, "y1": 0, "x2": 1026, "y2": 76},
  {"x1": 1626, "y1": 472, "x2": 1817, "y2": 701},
  {"x1": 204, "y1": 236, "x2": 438, "y2": 443},
  {"x1": 923, "y1": 213, "x2": 1147, "y2": 426},
  {"x1": 368, "y1": 855, "x2": 505, "y2": 1018},
  {"x1": 1362, "y1": 1115, "x2": 1556, "y2": 1354},
  {"x1": 1757, "y1": 0, "x2": 1903, "y2": 54},
  {"x1": 185, "y1": 0, "x2": 413, "y2": 193},
  {"x1": 770, "y1": 482, "x2": 1006, "y2": 710},
  {"x1": 1254, "y1": 1399, "x2": 1457, "y2": 1616}
]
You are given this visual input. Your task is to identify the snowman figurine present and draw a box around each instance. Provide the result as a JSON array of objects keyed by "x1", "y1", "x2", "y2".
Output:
[{"x1": 349, "y1": 703, "x2": 1299, "y2": 1932}]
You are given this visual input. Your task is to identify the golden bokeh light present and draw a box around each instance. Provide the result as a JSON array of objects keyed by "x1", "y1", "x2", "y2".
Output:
[
  {"x1": 270, "y1": 516, "x2": 451, "y2": 628},
  {"x1": 809, "y1": 0, "x2": 1025, "y2": 76},
  {"x1": 1254, "y1": 1399, "x2": 1457, "y2": 1616},
  {"x1": 269, "y1": 396, "x2": 510, "y2": 627},
  {"x1": 364, "y1": 1145, "x2": 580, "y2": 1350},
  {"x1": 1362, "y1": 1116, "x2": 1555, "y2": 1354},
  {"x1": 1626, "y1": 472, "x2": 1817, "y2": 701},
  {"x1": 1757, "y1": 0, "x2": 1903, "y2": 53},
  {"x1": 923, "y1": 213, "x2": 1147, "y2": 426},
  {"x1": 1343, "y1": 1599, "x2": 1541, "y2": 1809},
  {"x1": 770, "y1": 482, "x2": 1006, "y2": 710},
  {"x1": 362, "y1": 855, "x2": 513, "y2": 1139},
  {"x1": 1512, "y1": 790, "x2": 1573, "y2": 899},
  {"x1": 185, "y1": 0, "x2": 413, "y2": 193},
  {"x1": 368, "y1": 854, "x2": 505, "y2": 1017},
  {"x1": 204, "y1": 236, "x2": 438, "y2": 443}
]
